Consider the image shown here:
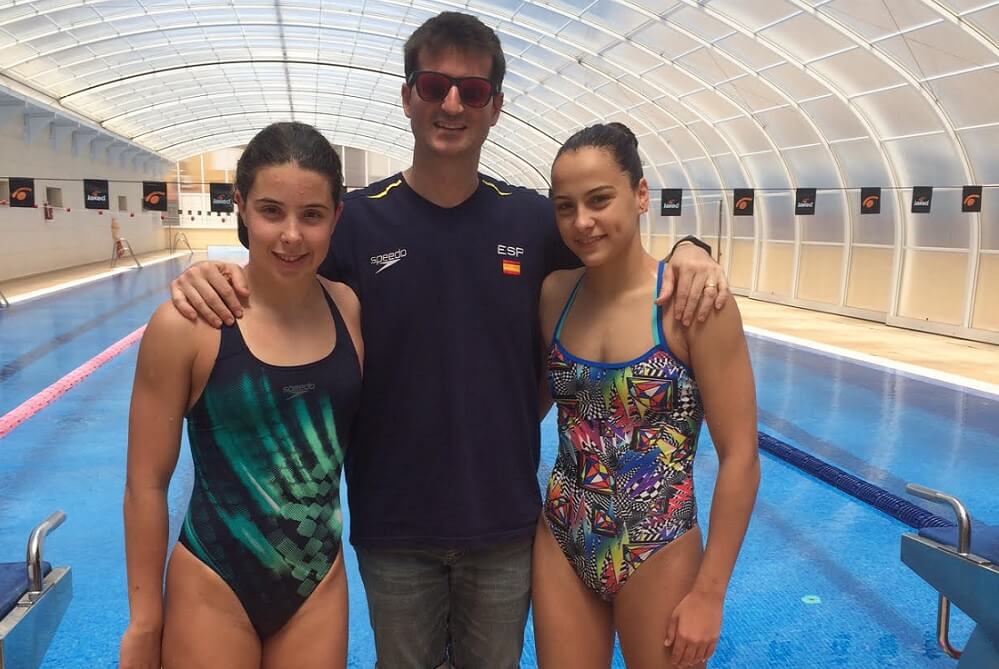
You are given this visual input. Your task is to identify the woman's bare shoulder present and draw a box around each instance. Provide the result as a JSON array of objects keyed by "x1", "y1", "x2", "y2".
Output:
[
  {"x1": 319, "y1": 278, "x2": 359, "y2": 316},
  {"x1": 145, "y1": 301, "x2": 206, "y2": 346},
  {"x1": 541, "y1": 268, "x2": 584, "y2": 310},
  {"x1": 138, "y1": 300, "x2": 218, "y2": 371}
]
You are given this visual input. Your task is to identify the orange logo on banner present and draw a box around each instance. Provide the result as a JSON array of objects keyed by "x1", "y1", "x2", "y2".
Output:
[
  {"x1": 12, "y1": 187, "x2": 31, "y2": 201},
  {"x1": 144, "y1": 191, "x2": 165, "y2": 205},
  {"x1": 735, "y1": 197, "x2": 752, "y2": 210},
  {"x1": 863, "y1": 195, "x2": 880, "y2": 209},
  {"x1": 964, "y1": 193, "x2": 980, "y2": 208}
]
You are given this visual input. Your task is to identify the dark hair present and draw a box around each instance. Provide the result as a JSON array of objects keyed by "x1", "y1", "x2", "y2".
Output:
[
  {"x1": 235, "y1": 122, "x2": 343, "y2": 248},
  {"x1": 555, "y1": 122, "x2": 643, "y2": 188},
  {"x1": 404, "y1": 12, "x2": 506, "y2": 91}
]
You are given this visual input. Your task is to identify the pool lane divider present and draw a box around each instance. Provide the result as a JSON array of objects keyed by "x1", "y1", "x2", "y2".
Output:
[
  {"x1": 758, "y1": 431, "x2": 953, "y2": 529},
  {"x1": 0, "y1": 326, "x2": 146, "y2": 440}
]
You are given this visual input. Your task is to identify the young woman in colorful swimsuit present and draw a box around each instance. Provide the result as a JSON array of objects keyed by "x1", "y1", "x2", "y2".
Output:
[
  {"x1": 120, "y1": 122, "x2": 362, "y2": 669},
  {"x1": 533, "y1": 122, "x2": 760, "y2": 669}
]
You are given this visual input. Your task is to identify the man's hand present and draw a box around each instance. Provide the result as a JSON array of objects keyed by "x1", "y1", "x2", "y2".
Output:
[
  {"x1": 169, "y1": 261, "x2": 249, "y2": 328},
  {"x1": 656, "y1": 242, "x2": 730, "y2": 326}
]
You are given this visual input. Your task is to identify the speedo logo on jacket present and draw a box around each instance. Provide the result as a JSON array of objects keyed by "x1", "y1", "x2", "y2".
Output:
[{"x1": 371, "y1": 248, "x2": 407, "y2": 273}]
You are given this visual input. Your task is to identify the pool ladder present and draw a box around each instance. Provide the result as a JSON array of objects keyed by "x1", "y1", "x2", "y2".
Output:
[
  {"x1": 0, "y1": 287, "x2": 8, "y2": 309},
  {"x1": 110, "y1": 238, "x2": 142, "y2": 269},
  {"x1": 171, "y1": 231, "x2": 194, "y2": 256}
]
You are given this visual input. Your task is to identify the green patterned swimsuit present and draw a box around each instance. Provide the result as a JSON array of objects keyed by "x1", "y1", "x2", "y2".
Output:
[{"x1": 179, "y1": 288, "x2": 360, "y2": 638}]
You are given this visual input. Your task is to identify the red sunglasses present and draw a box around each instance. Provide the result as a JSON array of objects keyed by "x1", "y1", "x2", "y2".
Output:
[{"x1": 406, "y1": 70, "x2": 497, "y2": 108}]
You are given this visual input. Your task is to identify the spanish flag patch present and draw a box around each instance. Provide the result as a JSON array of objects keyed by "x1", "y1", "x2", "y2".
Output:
[{"x1": 502, "y1": 259, "x2": 521, "y2": 276}]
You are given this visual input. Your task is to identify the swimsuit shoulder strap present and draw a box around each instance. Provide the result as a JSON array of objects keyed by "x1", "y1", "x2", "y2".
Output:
[
  {"x1": 652, "y1": 260, "x2": 668, "y2": 349},
  {"x1": 552, "y1": 273, "x2": 586, "y2": 343}
]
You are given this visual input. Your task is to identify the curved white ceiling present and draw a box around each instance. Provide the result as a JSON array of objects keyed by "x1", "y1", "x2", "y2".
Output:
[{"x1": 0, "y1": 0, "x2": 997, "y2": 195}]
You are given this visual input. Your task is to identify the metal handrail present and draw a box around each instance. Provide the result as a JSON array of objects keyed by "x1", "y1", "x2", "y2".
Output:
[
  {"x1": 173, "y1": 232, "x2": 194, "y2": 256},
  {"x1": 111, "y1": 238, "x2": 142, "y2": 269},
  {"x1": 906, "y1": 484, "x2": 972, "y2": 554},
  {"x1": 25, "y1": 511, "x2": 66, "y2": 601},
  {"x1": 905, "y1": 483, "x2": 972, "y2": 659}
]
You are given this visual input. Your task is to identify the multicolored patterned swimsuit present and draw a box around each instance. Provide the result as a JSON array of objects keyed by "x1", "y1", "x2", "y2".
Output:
[
  {"x1": 543, "y1": 261, "x2": 704, "y2": 600},
  {"x1": 179, "y1": 287, "x2": 360, "y2": 638}
]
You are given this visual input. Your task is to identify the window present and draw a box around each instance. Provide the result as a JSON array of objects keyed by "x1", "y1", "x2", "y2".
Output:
[{"x1": 46, "y1": 187, "x2": 63, "y2": 208}]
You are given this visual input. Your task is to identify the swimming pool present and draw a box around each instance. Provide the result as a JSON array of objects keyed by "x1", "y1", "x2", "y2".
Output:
[{"x1": 0, "y1": 256, "x2": 992, "y2": 667}]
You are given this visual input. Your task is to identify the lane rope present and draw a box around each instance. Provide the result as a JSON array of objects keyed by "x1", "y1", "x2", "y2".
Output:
[
  {"x1": 758, "y1": 432, "x2": 952, "y2": 529},
  {"x1": 0, "y1": 326, "x2": 146, "y2": 440}
]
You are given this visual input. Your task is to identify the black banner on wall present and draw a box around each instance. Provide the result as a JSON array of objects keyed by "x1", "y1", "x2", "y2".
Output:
[
  {"x1": 210, "y1": 183, "x2": 234, "y2": 213},
  {"x1": 733, "y1": 189, "x2": 754, "y2": 216},
  {"x1": 9, "y1": 177, "x2": 35, "y2": 208},
  {"x1": 860, "y1": 187, "x2": 881, "y2": 215},
  {"x1": 962, "y1": 186, "x2": 983, "y2": 213},
  {"x1": 795, "y1": 188, "x2": 816, "y2": 216},
  {"x1": 911, "y1": 187, "x2": 933, "y2": 214},
  {"x1": 142, "y1": 181, "x2": 168, "y2": 211},
  {"x1": 660, "y1": 189, "x2": 682, "y2": 216},
  {"x1": 84, "y1": 179, "x2": 109, "y2": 210}
]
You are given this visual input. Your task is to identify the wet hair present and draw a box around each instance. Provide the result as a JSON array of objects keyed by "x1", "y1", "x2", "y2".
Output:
[
  {"x1": 554, "y1": 122, "x2": 643, "y2": 188},
  {"x1": 235, "y1": 122, "x2": 343, "y2": 248},
  {"x1": 404, "y1": 12, "x2": 506, "y2": 91}
]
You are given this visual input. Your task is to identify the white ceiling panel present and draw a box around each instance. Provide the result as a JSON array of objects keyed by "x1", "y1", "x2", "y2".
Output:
[{"x1": 0, "y1": 0, "x2": 991, "y2": 191}]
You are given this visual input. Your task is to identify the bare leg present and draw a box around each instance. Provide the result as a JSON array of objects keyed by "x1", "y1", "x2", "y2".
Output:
[
  {"x1": 614, "y1": 527, "x2": 706, "y2": 669},
  {"x1": 261, "y1": 550, "x2": 349, "y2": 669},
  {"x1": 162, "y1": 543, "x2": 261, "y2": 669},
  {"x1": 531, "y1": 519, "x2": 614, "y2": 669}
]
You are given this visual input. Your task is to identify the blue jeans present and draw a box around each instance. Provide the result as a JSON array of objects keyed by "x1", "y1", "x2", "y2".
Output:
[{"x1": 356, "y1": 535, "x2": 533, "y2": 669}]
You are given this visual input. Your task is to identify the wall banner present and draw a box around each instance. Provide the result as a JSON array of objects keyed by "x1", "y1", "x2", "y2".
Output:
[
  {"x1": 9, "y1": 177, "x2": 35, "y2": 208},
  {"x1": 84, "y1": 179, "x2": 109, "y2": 210},
  {"x1": 795, "y1": 188, "x2": 816, "y2": 216},
  {"x1": 210, "y1": 183, "x2": 234, "y2": 213},
  {"x1": 911, "y1": 186, "x2": 932, "y2": 214},
  {"x1": 860, "y1": 187, "x2": 881, "y2": 215},
  {"x1": 142, "y1": 181, "x2": 168, "y2": 211},
  {"x1": 660, "y1": 189, "x2": 682, "y2": 216},
  {"x1": 962, "y1": 186, "x2": 983, "y2": 213},
  {"x1": 733, "y1": 189, "x2": 754, "y2": 216}
]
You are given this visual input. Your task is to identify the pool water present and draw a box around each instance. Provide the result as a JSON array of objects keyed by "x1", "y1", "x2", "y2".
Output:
[{"x1": 1, "y1": 258, "x2": 991, "y2": 667}]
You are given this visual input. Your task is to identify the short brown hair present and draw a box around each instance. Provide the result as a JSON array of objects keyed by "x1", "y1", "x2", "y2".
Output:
[{"x1": 404, "y1": 12, "x2": 506, "y2": 91}]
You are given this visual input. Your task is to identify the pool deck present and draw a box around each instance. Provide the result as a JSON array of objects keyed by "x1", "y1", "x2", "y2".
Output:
[{"x1": 735, "y1": 297, "x2": 999, "y2": 389}]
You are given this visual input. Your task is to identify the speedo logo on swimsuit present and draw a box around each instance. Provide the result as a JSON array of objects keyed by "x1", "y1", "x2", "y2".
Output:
[
  {"x1": 371, "y1": 248, "x2": 408, "y2": 274},
  {"x1": 283, "y1": 383, "x2": 315, "y2": 400}
]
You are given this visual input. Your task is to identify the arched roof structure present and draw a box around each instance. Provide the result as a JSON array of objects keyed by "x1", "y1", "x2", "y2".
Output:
[
  {"x1": 1, "y1": 0, "x2": 997, "y2": 340},
  {"x1": 1, "y1": 1, "x2": 995, "y2": 186}
]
